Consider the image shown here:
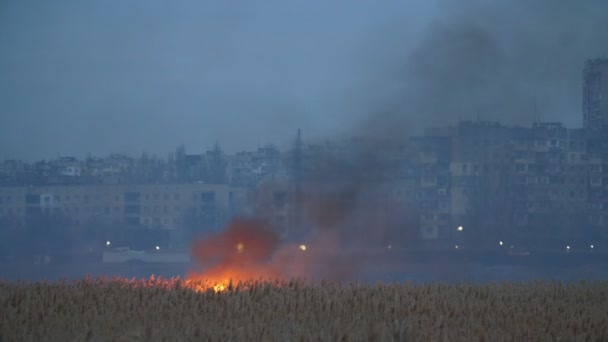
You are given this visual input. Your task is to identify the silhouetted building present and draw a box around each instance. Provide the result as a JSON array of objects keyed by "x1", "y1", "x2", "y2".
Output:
[{"x1": 583, "y1": 58, "x2": 608, "y2": 129}]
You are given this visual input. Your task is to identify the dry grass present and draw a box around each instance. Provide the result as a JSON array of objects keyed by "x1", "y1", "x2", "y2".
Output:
[{"x1": 1, "y1": 276, "x2": 607, "y2": 341}]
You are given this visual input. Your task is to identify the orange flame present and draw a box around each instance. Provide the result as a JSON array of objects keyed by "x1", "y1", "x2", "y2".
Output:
[{"x1": 186, "y1": 218, "x2": 284, "y2": 292}]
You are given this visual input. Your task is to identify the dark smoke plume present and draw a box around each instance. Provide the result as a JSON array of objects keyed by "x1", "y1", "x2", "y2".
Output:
[
  {"x1": 359, "y1": 0, "x2": 608, "y2": 136},
  {"x1": 306, "y1": 0, "x2": 608, "y2": 241},
  {"x1": 190, "y1": 0, "x2": 608, "y2": 283}
]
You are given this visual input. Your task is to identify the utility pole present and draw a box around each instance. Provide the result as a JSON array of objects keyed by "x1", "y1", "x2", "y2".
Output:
[{"x1": 293, "y1": 129, "x2": 303, "y2": 237}]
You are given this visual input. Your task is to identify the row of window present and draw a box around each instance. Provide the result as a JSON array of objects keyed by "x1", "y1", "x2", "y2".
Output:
[
  {"x1": 515, "y1": 164, "x2": 598, "y2": 173},
  {"x1": 0, "y1": 191, "x2": 218, "y2": 204},
  {"x1": 0, "y1": 205, "x2": 217, "y2": 216}
]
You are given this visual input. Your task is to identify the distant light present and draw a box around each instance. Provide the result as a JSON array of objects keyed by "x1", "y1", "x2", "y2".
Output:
[
  {"x1": 106, "y1": 241, "x2": 111, "y2": 247},
  {"x1": 590, "y1": 245, "x2": 594, "y2": 249},
  {"x1": 454, "y1": 245, "x2": 459, "y2": 249},
  {"x1": 457, "y1": 226, "x2": 463, "y2": 231},
  {"x1": 155, "y1": 246, "x2": 160, "y2": 250},
  {"x1": 499, "y1": 241, "x2": 503, "y2": 246},
  {"x1": 387, "y1": 245, "x2": 392, "y2": 250},
  {"x1": 299, "y1": 244, "x2": 307, "y2": 251},
  {"x1": 566, "y1": 245, "x2": 570, "y2": 250},
  {"x1": 236, "y1": 243, "x2": 244, "y2": 253},
  {"x1": 510, "y1": 245, "x2": 514, "y2": 249}
]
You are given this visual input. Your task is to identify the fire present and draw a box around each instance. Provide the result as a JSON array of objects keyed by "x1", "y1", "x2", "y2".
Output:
[
  {"x1": 185, "y1": 217, "x2": 352, "y2": 291},
  {"x1": 186, "y1": 218, "x2": 283, "y2": 292},
  {"x1": 213, "y1": 283, "x2": 227, "y2": 292},
  {"x1": 236, "y1": 243, "x2": 244, "y2": 253}
]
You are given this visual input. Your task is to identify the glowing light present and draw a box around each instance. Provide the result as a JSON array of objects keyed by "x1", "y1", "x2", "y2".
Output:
[
  {"x1": 236, "y1": 243, "x2": 244, "y2": 253},
  {"x1": 387, "y1": 245, "x2": 392, "y2": 250},
  {"x1": 499, "y1": 241, "x2": 503, "y2": 246},
  {"x1": 510, "y1": 245, "x2": 514, "y2": 249},
  {"x1": 590, "y1": 245, "x2": 594, "y2": 249},
  {"x1": 299, "y1": 244, "x2": 307, "y2": 251},
  {"x1": 457, "y1": 226, "x2": 463, "y2": 231},
  {"x1": 213, "y1": 284, "x2": 227, "y2": 293},
  {"x1": 106, "y1": 241, "x2": 111, "y2": 247},
  {"x1": 454, "y1": 245, "x2": 459, "y2": 249},
  {"x1": 566, "y1": 245, "x2": 570, "y2": 250},
  {"x1": 155, "y1": 246, "x2": 160, "y2": 250}
]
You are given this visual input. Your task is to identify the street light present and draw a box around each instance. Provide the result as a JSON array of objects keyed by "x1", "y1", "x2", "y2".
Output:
[
  {"x1": 454, "y1": 245, "x2": 459, "y2": 249},
  {"x1": 106, "y1": 241, "x2": 111, "y2": 247},
  {"x1": 499, "y1": 241, "x2": 503, "y2": 246},
  {"x1": 155, "y1": 246, "x2": 160, "y2": 251},
  {"x1": 457, "y1": 226, "x2": 463, "y2": 231}
]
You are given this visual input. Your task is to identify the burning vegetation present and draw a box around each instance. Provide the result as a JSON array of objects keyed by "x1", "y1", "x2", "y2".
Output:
[
  {"x1": 184, "y1": 216, "x2": 377, "y2": 292},
  {"x1": 186, "y1": 218, "x2": 285, "y2": 292},
  {"x1": 185, "y1": 216, "x2": 355, "y2": 292}
]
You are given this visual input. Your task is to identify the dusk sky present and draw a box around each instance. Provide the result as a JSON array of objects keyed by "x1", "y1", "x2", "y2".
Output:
[{"x1": 1, "y1": 0, "x2": 607, "y2": 160}]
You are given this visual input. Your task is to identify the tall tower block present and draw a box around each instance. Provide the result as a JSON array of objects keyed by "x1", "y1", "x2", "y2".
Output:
[{"x1": 583, "y1": 58, "x2": 608, "y2": 129}]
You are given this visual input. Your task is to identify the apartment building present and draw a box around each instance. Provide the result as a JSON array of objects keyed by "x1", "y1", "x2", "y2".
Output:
[
  {"x1": 583, "y1": 58, "x2": 608, "y2": 129},
  {"x1": 0, "y1": 183, "x2": 248, "y2": 231}
]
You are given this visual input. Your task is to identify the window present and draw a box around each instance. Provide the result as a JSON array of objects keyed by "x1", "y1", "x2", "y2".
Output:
[
  {"x1": 273, "y1": 192, "x2": 287, "y2": 208},
  {"x1": 201, "y1": 192, "x2": 215, "y2": 203},
  {"x1": 126, "y1": 217, "x2": 139, "y2": 225},
  {"x1": 124, "y1": 205, "x2": 140, "y2": 214},
  {"x1": 124, "y1": 192, "x2": 140, "y2": 202},
  {"x1": 25, "y1": 194, "x2": 39, "y2": 204}
]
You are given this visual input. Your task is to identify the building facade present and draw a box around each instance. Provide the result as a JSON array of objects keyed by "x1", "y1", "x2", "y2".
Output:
[
  {"x1": 583, "y1": 58, "x2": 608, "y2": 129},
  {"x1": 0, "y1": 183, "x2": 248, "y2": 231}
]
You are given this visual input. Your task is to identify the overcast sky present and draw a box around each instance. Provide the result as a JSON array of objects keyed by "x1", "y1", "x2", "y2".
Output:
[{"x1": 1, "y1": 0, "x2": 607, "y2": 161}]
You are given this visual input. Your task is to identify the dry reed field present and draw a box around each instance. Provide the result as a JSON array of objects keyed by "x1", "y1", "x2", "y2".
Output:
[{"x1": 1, "y1": 276, "x2": 607, "y2": 341}]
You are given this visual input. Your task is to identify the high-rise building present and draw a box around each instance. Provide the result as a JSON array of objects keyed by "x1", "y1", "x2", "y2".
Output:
[{"x1": 583, "y1": 58, "x2": 608, "y2": 129}]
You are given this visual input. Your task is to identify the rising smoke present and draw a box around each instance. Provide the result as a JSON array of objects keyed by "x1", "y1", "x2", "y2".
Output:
[
  {"x1": 358, "y1": 0, "x2": 608, "y2": 136},
  {"x1": 188, "y1": 0, "x2": 608, "y2": 283}
]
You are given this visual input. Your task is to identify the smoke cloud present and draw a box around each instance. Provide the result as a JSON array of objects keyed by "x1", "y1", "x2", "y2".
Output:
[
  {"x1": 188, "y1": 217, "x2": 365, "y2": 283},
  {"x1": 357, "y1": 0, "x2": 608, "y2": 137},
  {"x1": 302, "y1": 0, "x2": 608, "y2": 250}
]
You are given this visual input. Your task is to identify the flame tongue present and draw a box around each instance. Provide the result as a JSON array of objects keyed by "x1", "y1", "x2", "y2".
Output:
[{"x1": 187, "y1": 218, "x2": 283, "y2": 292}]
